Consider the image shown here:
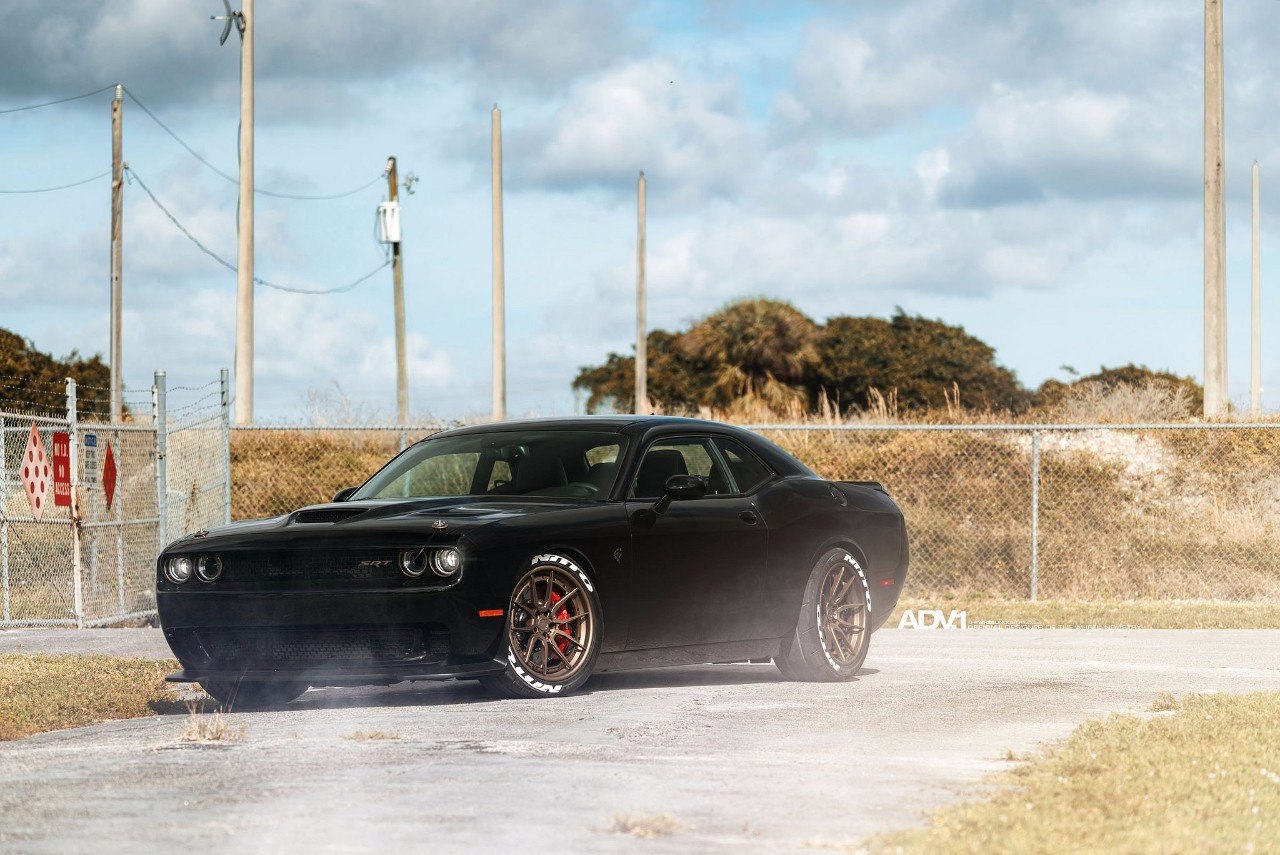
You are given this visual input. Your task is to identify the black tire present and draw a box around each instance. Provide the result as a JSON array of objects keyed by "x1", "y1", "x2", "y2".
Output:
[
  {"x1": 479, "y1": 554, "x2": 602, "y2": 699},
  {"x1": 199, "y1": 678, "x2": 309, "y2": 710},
  {"x1": 775, "y1": 547, "x2": 872, "y2": 682}
]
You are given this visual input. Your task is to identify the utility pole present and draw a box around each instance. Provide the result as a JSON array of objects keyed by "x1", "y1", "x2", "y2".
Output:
[
  {"x1": 491, "y1": 105, "x2": 506, "y2": 422},
  {"x1": 387, "y1": 156, "x2": 408, "y2": 423},
  {"x1": 109, "y1": 84, "x2": 124, "y2": 423},
  {"x1": 1204, "y1": 0, "x2": 1227, "y2": 417},
  {"x1": 233, "y1": 0, "x2": 255, "y2": 424},
  {"x1": 635, "y1": 171, "x2": 648, "y2": 415},
  {"x1": 1252, "y1": 161, "x2": 1261, "y2": 417}
]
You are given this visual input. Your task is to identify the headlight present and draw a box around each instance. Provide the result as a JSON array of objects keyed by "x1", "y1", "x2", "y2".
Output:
[
  {"x1": 399, "y1": 548, "x2": 429, "y2": 578},
  {"x1": 431, "y1": 547, "x2": 462, "y2": 577},
  {"x1": 399, "y1": 547, "x2": 462, "y2": 578},
  {"x1": 165, "y1": 556, "x2": 194, "y2": 584},
  {"x1": 196, "y1": 555, "x2": 222, "y2": 583}
]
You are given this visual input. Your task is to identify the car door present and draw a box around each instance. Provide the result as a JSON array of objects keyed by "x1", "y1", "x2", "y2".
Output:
[{"x1": 623, "y1": 434, "x2": 771, "y2": 650}]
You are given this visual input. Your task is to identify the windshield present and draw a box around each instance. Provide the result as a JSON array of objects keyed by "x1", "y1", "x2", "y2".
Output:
[{"x1": 352, "y1": 430, "x2": 629, "y2": 500}]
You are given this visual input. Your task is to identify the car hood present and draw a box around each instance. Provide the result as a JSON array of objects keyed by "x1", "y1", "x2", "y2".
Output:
[{"x1": 163, "y1": 496, "x2": 598, "y2": 552}]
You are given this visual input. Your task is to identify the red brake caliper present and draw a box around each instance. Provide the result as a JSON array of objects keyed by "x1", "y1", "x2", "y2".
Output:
[{"x1": 548, "y1": 591, "x2": 571, "y2": 655}]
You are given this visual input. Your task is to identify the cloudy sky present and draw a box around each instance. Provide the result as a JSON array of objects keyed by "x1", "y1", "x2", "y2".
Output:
[{"x1": 1, "y1": 0, "x2": 1278, "y2": 420}]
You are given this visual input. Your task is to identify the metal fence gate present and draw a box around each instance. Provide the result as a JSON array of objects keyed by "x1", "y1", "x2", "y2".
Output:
[{"x1": 0, "y1": 372, "x2": 230, "y2": 627}]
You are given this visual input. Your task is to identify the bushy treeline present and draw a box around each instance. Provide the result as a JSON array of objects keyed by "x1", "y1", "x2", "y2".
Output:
[
  {"x1": 572, "y1": 299, "x2": 1201, "y2": 418},
  {"x1": 0, "y1": 328, "x2": 113, "y2": 418}
]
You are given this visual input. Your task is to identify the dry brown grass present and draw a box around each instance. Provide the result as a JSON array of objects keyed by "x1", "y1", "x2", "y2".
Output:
[
  {"x1": 0, "y1": 654, "x2": 182, "y2": 740},
  {"x1": 343, "y1": 730, "x2": 401, "y2": 741},
  {"x1": 889, "y1": 597, "x2": 1280, "y2": 629},
  {"x1": 868, "y1": 692, "x2": 1280, "y2": 853},
  {"x1": 605, "y1": 813, "x2": 682, "y2": 838},
  {"x1": 231, "y1": 429, "x2": 423, "y2": 518},
  {"x1": 180, "y1": 702, "x2": 245, "y2": 743},
  {"x1": 229, "y1": 416, "x2": 1280, "y2": 602}
]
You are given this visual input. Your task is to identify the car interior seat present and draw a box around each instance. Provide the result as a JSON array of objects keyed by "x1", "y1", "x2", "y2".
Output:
[{"x1": 633, "y1": 449, "x2": 689, "y2": 498}]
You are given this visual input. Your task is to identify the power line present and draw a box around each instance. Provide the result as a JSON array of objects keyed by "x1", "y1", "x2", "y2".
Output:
[
  {"x1": 122, "y1": 87, "x2": 385, "y2": 201},
  {"x1": 0, "y1": 171, "x2": 110, "y2": 194},
  {"x1": 125, "y1": 166, "x2": 389, "y2": 295},
  {"x1": 0, "y1": 84, "x2": 115, "y2": 115}
]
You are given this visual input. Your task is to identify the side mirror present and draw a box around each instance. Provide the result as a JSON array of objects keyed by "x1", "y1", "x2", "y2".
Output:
[
  {"x1": 652, "y1": 474, "x2": 707, "y2": 515},
  {"x1": 332, "y1": 486, "x2": 358, "y2": 503}
]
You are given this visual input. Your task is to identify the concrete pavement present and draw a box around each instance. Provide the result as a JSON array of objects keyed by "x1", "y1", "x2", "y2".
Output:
[{"x1": 1, "y1": 629, "x2": 1278, "y2": 853}]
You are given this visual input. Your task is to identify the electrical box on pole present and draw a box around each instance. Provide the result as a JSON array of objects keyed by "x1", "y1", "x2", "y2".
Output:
[{"x1": 378, "y1": 201, "x2": 402, "y2": 244}]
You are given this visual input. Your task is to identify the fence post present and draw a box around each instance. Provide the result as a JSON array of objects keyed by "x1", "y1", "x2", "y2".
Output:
[
  {"x1": 1, "y1": 411, "x2": 8, "y2": 622},
  {"x1": 67, "y1": 379, "x2": 84, "y2": 628},
  {"x1": 220, "y1": 368, "x2": 231, "y2": 525},
  {"x1": 154, "y1": 371, "x2": 168, "y2": 554},
  {"x1": 1030, "y1": 429, "x2": 1040, "y2": 602}
]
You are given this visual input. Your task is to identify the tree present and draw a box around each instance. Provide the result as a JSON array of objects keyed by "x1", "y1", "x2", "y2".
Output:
[
  {"x1": 812, "y1": 310, "x2": 1029, "y2": 411},
  {"x1": 1034, "y1": 364, "x2": 1203, "y2": 411},
  {"x1": 573, "y1": 330, "x2": 714, "y2": 414},
  {"x1": 0, "y1": 329, "x2": 113, "y2": 418},
  {"x1": 680, "y1": 299, "x2": 819, "y2": 410}
]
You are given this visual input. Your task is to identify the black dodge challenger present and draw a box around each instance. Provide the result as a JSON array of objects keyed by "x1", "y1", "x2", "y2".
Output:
[{"x1": 158, "y1": 417, "x2": 909, "y2": 705}]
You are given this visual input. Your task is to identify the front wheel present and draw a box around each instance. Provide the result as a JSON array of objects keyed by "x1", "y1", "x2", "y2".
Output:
[
  {"x1": 199, "y1": 678, "x2": 309, "y2": 710},
  {"x1": 775, "y1": 548, "x2": 872, "y2": 682},
  {"x1": 479, "y1": 554, "x2": 602, "y2": 699}
]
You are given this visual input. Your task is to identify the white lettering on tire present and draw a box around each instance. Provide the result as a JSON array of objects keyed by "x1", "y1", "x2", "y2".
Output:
[
  {"x1": 815, "y1": 552, "x2": 870, "y2": 672},
  {"x1": 507, "y1": 553, "x2": 593, "y2": 694}
]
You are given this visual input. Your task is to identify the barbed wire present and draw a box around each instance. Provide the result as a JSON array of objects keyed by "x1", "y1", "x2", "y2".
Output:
[
  {"x1": 122, "y1": 87, "x2": 386, "y2": 201},
  {"x1": 167, "y1": 380, "x2": 221, "y2": 393},
  {"x1": 125, "y1": 166, "x2": 391, "y2": 295},
  {"x1": 0, "y1": 84, "x2": 115, "y2": 115},
  {"x1": 167, "y1": 392, "x2": 222, "y2": 417},
  {"x1": 0, "y1": 171, "x2": 111, "y2": 194}
]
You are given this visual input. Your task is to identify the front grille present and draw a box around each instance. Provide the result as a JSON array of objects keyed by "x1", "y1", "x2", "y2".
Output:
[
  {"x1": 218, "y1": 550, "x2": 405, "y2": 589},
  {"x1": 294, "y1": 508, "x2": 367, "y2": 524},
  {"x1": 193, "y1": 625, "x2": 448, "y2": 667}
]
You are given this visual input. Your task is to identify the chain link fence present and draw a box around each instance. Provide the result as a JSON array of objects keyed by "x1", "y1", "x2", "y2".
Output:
[
  {"x1": 0, "y1": 373, "x2": 229, "y2": 627},
  {"x1": 756, "y1": 424, "x2": 1280, "y2": 601},
  {"x1": 229, "y1": 426, "x2": 441, "y2": 519},
  {"x1": 227, "y1": 422, "x2": 1280, "y2": 603},
  {"x1": 12, "y1": 410, "x2": 1277, "y2": 619}
]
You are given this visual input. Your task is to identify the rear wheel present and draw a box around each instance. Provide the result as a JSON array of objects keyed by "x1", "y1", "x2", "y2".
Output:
[
  {"x1": 775, "y1": 548, "x2": 871, "y2": 682},
  {"x1": 199, "y1": 678, "x2": 309, "y2": 710},
  {"x1": 479, "y1": 554, "x2": 601, "y2": 698}
]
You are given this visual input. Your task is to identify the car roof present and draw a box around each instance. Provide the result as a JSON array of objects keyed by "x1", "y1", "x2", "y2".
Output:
[
  {"x1": 433, "y1": 415, "x2": 731, "y2": 438},
  {"x1": 427, "y1": 416, "x2": 814, "y2": 477}
]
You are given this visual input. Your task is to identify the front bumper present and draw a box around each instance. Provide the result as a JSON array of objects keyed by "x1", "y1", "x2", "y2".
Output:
[{"x1": 158, "y1": 587, "x2": 507, "y2": 685}]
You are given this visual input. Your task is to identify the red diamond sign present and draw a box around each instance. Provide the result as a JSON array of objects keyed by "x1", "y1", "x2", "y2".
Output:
[
  {"x1": 19, "y1": 423, "x2": 51, "y2": 522},
  {"x1": 102, "y1": 441, "x2": 118, "y2": 511}
]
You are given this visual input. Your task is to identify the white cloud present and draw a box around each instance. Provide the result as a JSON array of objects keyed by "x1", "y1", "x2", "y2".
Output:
[
  {"x1": 120, "y1": 287, "x2": 453, "y2": 417},
  {"x1": 514, "y1": 58, "x2": 759, "y2": 204}
]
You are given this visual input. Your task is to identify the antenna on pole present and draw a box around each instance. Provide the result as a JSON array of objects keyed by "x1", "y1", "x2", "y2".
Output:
[{"x1": 211, "y1": 0, "x2": 245, "y2": 45}]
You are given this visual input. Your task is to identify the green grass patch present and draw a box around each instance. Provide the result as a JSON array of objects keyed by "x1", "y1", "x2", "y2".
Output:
[
  {"x1": 889, "y1": 597, "x2": 1280, "y2": 629},
  {"x1": 0, "y1": 654, "x2": 183, "y2": 741},
  {"x1": 868, "y1": 692, "x2": 1280, "y2": 853}
]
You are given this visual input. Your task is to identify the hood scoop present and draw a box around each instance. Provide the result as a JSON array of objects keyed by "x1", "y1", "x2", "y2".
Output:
[{"x1": 293, "y1": 507, "x2": 367, "y2": 524}]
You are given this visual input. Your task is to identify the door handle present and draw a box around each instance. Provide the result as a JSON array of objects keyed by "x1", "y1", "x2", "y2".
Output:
[{"x1": 739, "y1": 510, "x2": 759, "y2": 525}]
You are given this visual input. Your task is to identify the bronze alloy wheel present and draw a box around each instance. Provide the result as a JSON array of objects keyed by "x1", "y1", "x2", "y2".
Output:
[
  {"x1": 506, "y1": 562, "x2": 597, "y2": 684},
  {"x1": 815, "y1": 554, "x2": 870, "y2": 669},
  {"x1": 775, "y1": 547, "x2": 871, "y2": 682}
]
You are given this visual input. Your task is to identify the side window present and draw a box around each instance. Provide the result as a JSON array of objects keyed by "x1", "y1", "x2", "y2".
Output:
[
  {"x1": 714, "y1": 437, "x2": 775, "y2": 493},
  {"x1": 485, "y1": 460, "x2": 512, "y2": 492},
  {"x1": 630, "y1": 437, "x2": 733, "y2": 498},
  {"x1": 583, "y1": 443, "x2": 622, "y2": 492}
]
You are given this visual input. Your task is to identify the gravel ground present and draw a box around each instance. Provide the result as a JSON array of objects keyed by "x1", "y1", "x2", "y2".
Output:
[{"x1": 1, "y1": 628, "x2": 1278, "y2": 853}]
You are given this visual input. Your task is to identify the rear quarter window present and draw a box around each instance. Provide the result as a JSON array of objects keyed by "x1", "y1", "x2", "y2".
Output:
[{"x1": 714, "y1": 437, "x2": 775, "y2": 493}]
